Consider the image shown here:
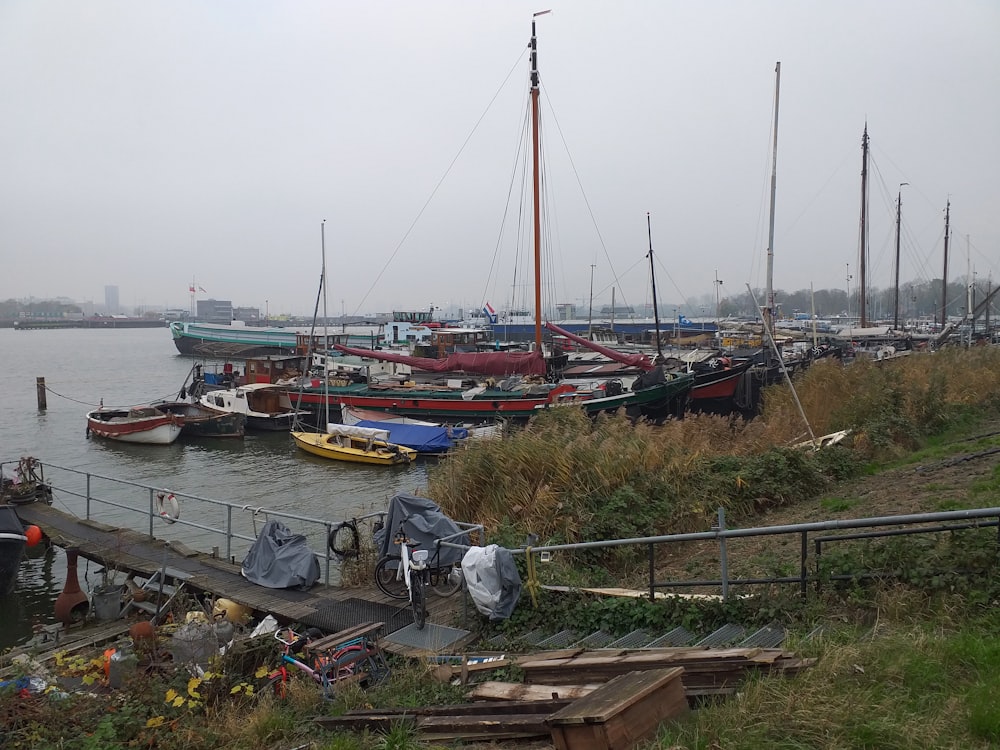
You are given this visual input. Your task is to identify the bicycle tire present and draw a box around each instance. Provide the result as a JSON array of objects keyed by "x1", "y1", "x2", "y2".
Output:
[
  {"x1": 411, "y1": 570, "x2": 426, "y2": 629},
  {"x1": 374, "y1": 555, "x2": 408, "y2": 600},
  {"x1": 428, "y1": 566, "x2": 463, "y2": 598}
]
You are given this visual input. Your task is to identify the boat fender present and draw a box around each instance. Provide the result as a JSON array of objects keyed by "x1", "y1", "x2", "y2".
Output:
[
  {"x1": 156, "y1": 492, "x2": 180, "y2": 524},
  {"x1": 328, "y1": 520, "x2": 359, "y2": 559}
]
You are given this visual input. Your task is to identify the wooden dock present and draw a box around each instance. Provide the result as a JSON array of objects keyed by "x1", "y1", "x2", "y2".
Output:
[{"x1": 14, "y1": 502, "x2": 477, "y2": 656}]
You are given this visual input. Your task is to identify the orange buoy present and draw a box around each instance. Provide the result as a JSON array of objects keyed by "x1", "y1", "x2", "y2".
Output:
[{"x1": 24, "y1": 525, "x2": 42, "y2": 547}]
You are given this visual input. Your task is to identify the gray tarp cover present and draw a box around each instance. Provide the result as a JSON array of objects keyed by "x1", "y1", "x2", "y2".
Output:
[
  {"x1": 374, "y1": 493, "x2": 469, "y2": 567},
  {"x1": 461, "y1": 544, "x2": 522, "y2": 620},
  {"x1": 241, "y1": 519, "x2": 320, "y2": 590}
]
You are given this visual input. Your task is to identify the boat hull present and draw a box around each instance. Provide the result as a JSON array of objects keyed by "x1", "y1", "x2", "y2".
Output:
[
  {"x1": 169, "y1": 321, "x2": 300, "y2": 358},
  {"x1": 154, "y1": 402, "x2": 246, "y2": 438},
  {"x1": 292, "y1": 431, "x2": 416, "y2": 465},
  {"x1": 0, "y1": 507, "x2": 27, "y2": 596},
  {"x1": 86, "y1": 408, "x2": 184, "y2": 445}
]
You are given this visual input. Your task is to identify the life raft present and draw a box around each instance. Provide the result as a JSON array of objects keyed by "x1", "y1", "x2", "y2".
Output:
[{"x1": 156, "y1": 492, "x2": 180, "y2": 524}]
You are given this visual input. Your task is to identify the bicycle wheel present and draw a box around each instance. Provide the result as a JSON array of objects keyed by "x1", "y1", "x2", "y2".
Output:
[
  {"x1": 374, "y1": 556, "x2": 407, "y2": 600},
  {"x1": 428, "y1": 565, "x2": 463, "y2": 597},
  {"x1": 411, "y1": 571, "x2": 426, "y2": 629}
]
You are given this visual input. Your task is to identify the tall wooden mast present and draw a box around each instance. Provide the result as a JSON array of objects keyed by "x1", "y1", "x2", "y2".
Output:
[
  {"x1": 647, "y1": 213, "x2": 663, "y2": 360},
  {"x1": 764, "y1": 62, "x2": 781, "y2": 348},
  {"x1": 858, "y1": 123, "x2": 869, "y2": 328},
  {"x1": 941, "y1": 200, "x2": 951, "y2": 330},
  {"x1": 892, "y1": 183, "x2": 907, "y2": 330},
  {"x1": 530, "y1": 12, "x2": 549, "y2": 352}
]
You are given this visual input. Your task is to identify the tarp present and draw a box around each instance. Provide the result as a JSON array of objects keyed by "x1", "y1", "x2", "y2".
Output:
[
  {"x1": 324, "y1": 423, "x2": 392, "y2": 441},
  {"x1": 241, "y1": 519, "x2": 320, "y2": 590},
  {"x1": 461, "y1": 544, "x2": 522, "y2": 621},
  {"x1": 545, "y1": 321, "x2": 655, "y2": 371},
  {"x1": 373, "y1": 493, "x2": 468, "y2": 567},
  {"x1": 332, "y1": 344, "x2": 546, "y2": 377},
  {"x1": 355, "y1": 420, "x2": 455, "y2": 453}
]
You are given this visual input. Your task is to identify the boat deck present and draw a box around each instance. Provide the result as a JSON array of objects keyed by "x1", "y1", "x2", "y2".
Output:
[{"x1": 14, "y1": 502, "x2": 478, "y2": 657}]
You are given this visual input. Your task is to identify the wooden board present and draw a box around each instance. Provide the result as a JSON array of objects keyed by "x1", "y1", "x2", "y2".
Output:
[{"x1": 547, "y1": 667, "x2": 687, "y2": 750}]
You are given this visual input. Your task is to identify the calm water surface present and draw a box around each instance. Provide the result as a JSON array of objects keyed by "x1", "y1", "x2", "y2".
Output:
[{"x1": 0, "y1": 327, "x2": 432, "y2": 648}]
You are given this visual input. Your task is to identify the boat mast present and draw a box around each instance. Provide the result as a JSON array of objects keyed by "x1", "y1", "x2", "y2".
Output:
[
  {"x1": 530, "y1": 12, "x2": 549, "y2": 353},
  {"x1": 321, "y1": 219, "x2": 330, "y2": 428},
  {"x1": 647, "y1": 213, "x2": 663, "y2": 360},
  {"x1": 941, "y1": 199, "x2": 950, "y2": 330},
  {"x1": 764, "y1": 62, "x2": 781, "y2": 353},
  {"x1": 859, "y1": 123, "x2": 869, "y2": 328},
  {"x1": 893, "y1": 182, "x2": 907, "y2": 330}
]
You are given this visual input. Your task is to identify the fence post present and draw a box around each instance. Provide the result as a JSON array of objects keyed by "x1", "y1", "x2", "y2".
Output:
[
  {"x1": 800, "y1": 530, "x2": 808, "y2": 596},
  {"x1": 225, "y1": 505, "x2": 233, "y2": 563},
  {"x1": 85, "y1": 473, "x2": 91, "y2": 520},
  {"x1": 814, "y1": 538, "x2": 823, "y2": 593},
  {"x1": 717, "y1": 507, "x2": 729, "y2": 601},
  {"x1": 648, "y1": 543, "x2": 655, "y2": 600},
  {"x1": 148, "y1": 488, "x2": 155, "y2": 539},
  {"x1": 324, "y1": 522, "x2": 332, "y2": 586}
]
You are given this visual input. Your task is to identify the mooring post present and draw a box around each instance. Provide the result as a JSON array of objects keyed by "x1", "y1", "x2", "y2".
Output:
[{"x1": 36, "y1": 377, "x2": 47, "y2": 410}]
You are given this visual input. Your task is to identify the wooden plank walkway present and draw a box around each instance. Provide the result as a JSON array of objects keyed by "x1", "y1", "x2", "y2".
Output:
[{"x1": 14, "y1": 502, "x2": 476, "y2": 651}]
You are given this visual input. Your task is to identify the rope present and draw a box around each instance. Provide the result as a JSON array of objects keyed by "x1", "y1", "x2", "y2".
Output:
[
  {"x1": 523, "y1": 547, "x2": 540, "y2": 608},
  {"x1": 43, "y1": 384, "x2": 180, "y2": 408}
]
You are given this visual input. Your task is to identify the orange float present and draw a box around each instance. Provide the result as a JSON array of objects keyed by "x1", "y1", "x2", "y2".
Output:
[{"x1": 24, "y1": 525, "x2": 42, "y2": 547}]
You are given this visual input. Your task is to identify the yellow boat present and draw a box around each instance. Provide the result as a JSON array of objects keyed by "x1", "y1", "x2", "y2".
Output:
[{"x1": 291, "y1": 424, "x2": 417, "y2": 466}]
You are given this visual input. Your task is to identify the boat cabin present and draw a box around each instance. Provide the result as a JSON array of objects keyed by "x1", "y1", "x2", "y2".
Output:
[{"x1": 413, "y1": 327, "x2": 493, "y2": 358}]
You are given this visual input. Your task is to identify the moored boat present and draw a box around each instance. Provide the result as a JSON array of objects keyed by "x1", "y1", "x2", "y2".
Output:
[
  {"x1": 153, "y1": 401, "x2": 246, "y2": 438},
  {"x1": 291, "y1": 424, "x2": 416, "y2": 466},
  {"x1": 0, "y1": 505, "x2": 28, "y2": 596},
  {"x1": 86, "y1": 406, "x2": 184, "y2": 445},
  {"x1": 198, "y1": 383, "x2": 308, "y2": 431}
]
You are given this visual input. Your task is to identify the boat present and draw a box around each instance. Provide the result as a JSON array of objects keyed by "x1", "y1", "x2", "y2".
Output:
[
  {"x1": 340, "y1": 404, "x2": 502, "y2": 441},
  {"x1": 292, "y1": 424, "x2": 417, "y2": 466},
  {"x1": 86, "y1": 405, "x2": 184, "y2": 444},
  {"x1": 169, "y1": 320, "x2": 303, "y2": 357},
  {"x1": 198, "y1": 383, "x2": 308, "y2": 431},
  {"x1": 152, "y1": 401, "x2": 246, "y2": 438},
  {"x1": 0, "y1": 505, "x2": 29, "y2": 596}
]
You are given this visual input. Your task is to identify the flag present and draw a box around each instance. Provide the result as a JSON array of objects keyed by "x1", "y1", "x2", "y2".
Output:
[
  {"x1": 482, "y1": 302, "x2": 497, "y2": 324},
  {"x1": 679, "y1": 314, "x2": 692, "y2": 325},
  {"x1": 188, "y1": 285, "x2": 195, "y2": 293},
  {"x1": 198, "y1": 286, "x2": 207, "y2": 293}
]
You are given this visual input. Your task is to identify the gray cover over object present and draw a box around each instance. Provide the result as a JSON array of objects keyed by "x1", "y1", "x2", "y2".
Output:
[
  {"x1": 241, "y1": 519, "x2": 321, "y2": 590},
  {"x1": 374, "y1": 493, "x2": 469, "y2": 567},
  {"x1": 461, "y1": 544, "x2": 522, "y2": 621}
]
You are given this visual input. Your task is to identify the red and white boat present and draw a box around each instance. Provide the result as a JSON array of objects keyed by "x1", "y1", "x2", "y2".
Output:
[{"x1": 86, "y1": 406, "x2": 184, "y2": 445}]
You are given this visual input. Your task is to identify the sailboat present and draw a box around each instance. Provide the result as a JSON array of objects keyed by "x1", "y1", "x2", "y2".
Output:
[
  {"x1": 300, "y1": 17, "x2": 688, "y2": 423},
  {"x1": 291, "y1": 223, "x2": 416, "y2": 465}
]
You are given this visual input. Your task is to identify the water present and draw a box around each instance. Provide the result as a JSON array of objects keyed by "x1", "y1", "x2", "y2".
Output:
[{"x1": 0, "y1": 326, "x2": 431, "y2": 648}]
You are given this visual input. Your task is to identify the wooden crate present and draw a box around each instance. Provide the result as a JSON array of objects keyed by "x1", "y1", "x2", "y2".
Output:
[{"x1": 546, "y1": 667, "x2": 687, "y2": 750}]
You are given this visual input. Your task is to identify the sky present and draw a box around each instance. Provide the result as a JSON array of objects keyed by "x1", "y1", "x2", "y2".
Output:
[{"x1": 1, "y1": 1, "x2": 997, "y2": 318}]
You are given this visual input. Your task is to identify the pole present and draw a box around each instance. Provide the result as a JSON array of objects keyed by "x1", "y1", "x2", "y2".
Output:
[
  {"x1": 647, "y1": 213, "x2": 663, "y2": 359},
  {"x1": 587, "y1": 264, "x2": 596, "y2": 339},
  {"x1": 764, "y1": 62, "x2": 781, "y2": 352},
  {"x1": 36, "y1": 376, "x2": 47, "y2": 410},
  {"x1": 846, "y1": 263, "x2": 852, "y2": 321},
  {"x1": 893, "y1": 183, "x2": 907, "y2": 330},
  {"x1": 714, "y1": 270, "x2": 723, "y2": 323},
  {"x1": 859, "y1": 124, "x2": 869, "y2": 328},
  {"x1": 529, "y1": 14, "x2": 547, "y2": 353},
  {"x1": 941, "y1": 200, "x2": 951, "y2": 331}
]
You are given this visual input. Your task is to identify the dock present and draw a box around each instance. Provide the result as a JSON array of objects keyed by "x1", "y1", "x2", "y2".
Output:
[{"x1": 13, "y1": 502, "x2": 477, "y2": 658}]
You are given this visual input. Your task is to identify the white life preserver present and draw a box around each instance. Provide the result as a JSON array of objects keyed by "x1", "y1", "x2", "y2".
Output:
[{"x1": 156, "y1": 492, "x2": 180, "y2": 524}]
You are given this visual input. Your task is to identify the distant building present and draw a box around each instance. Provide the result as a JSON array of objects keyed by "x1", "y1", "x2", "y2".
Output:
[
  {"x1": 196, "y1": 299, "x2": 234, "y2": 324},
  {"x1": 233, "y1": 306, "x2": 260, "y2": 324},
  {"x1": 104, "y1": 285, "x2": 119, "y2": 315}
]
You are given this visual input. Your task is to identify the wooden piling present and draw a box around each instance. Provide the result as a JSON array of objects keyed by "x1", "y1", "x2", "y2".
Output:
[{"x1": 36, "y1": 376, "x2": 47, "y2": 410}]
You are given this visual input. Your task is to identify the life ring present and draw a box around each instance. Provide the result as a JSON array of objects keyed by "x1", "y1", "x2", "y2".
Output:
[
  {"x1": 328, "y1": 520, "x2": 359, "y2": 559},
  {"x1": 156, "y1": 492, "x2": 180, "y2": 524}
]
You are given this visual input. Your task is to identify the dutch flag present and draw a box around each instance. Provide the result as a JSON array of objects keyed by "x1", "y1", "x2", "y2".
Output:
[{"x1": 483, "y1": 302, "x2": 497, "y2": 324}]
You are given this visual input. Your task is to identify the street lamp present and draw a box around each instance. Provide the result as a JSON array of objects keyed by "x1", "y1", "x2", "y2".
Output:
[{"x1": 846, "y1": 263, "x2": 853, "y2": 320}]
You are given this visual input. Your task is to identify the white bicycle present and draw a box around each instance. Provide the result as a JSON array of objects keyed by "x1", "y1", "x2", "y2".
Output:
[{"x1": 373, "y1": 521, "x2": 430, "y2": 628}]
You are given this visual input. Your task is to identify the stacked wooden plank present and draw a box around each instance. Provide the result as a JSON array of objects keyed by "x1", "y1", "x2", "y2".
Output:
[{"x1": 517, "y1": 646, "x2": 814, "y2": 698}]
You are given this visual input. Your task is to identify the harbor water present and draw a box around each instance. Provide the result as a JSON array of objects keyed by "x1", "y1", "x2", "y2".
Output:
[{"x1": 0, "y1": 326, "x2": 431, "y2": 649}]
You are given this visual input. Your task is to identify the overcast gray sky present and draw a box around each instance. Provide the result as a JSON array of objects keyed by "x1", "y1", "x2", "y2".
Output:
[{"x1": 1, "y1": 1, "x2": 997, "y2": 318}]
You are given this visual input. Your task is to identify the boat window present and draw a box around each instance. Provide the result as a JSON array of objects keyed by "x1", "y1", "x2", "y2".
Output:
[{"x1": 214, "y1": 396, "x2": 224, "y2": 407}]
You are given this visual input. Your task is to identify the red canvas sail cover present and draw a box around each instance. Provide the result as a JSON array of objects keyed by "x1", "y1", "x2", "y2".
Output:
[
  {"x1": 544, "y1": 322, "x2": 654, "y2": 371},
  {"x1": 332, "y1": 344, "x2": 547, "y2": 377}
]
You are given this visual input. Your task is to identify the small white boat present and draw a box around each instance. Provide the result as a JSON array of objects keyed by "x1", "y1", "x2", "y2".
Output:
[
  {"x1": 86, "y1": 406, "x2": 184, "y2": 445},
  {"x1": 198, "y1": 383, "x2": 308, "y2": 431}
]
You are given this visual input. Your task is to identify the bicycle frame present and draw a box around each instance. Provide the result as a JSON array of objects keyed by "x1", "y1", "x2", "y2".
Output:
[{"x1": 394, "y1": 527, "x2": 429, "y2": 628}]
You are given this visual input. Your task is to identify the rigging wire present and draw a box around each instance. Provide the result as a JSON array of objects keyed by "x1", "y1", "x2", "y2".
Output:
[{"x1": 351, "y1": 47, "x2": 529, "y2": 316}]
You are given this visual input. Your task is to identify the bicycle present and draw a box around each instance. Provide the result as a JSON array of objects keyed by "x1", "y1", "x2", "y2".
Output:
[
  {"x1": 262, "y1": 626, "x2": 386, "y2": 699},
  {"x1": 373, "y1": 521, "x2": 438, "y2": 628},
  {"x1": 374, "y1": 523, "x2": 464, "y2": 606}
]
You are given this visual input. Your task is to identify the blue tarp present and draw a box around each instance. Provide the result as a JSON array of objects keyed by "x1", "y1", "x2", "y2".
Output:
[{"x1": 355, "y1": 420, "x2": 456, "y2": 453}]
